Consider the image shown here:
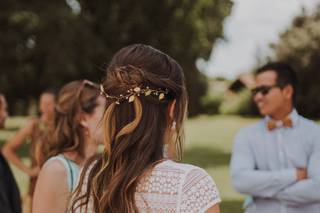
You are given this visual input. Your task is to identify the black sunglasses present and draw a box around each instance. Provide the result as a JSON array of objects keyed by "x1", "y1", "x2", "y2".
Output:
[{"x1": 251, "y1": 85, "x2": 281, "y2": 96}]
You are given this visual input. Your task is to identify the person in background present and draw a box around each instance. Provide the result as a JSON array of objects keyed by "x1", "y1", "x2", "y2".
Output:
[
  {"x1": 71, "y1": 44, "x2": 221, "y2": 213},
  {"x1": 33, "y1": 80, "x2": 105, "y2": 213},
  {"x1": 0, "y1": 93, "x2": 21, "y2": 213},
  {"x1": 0, "y1": 94, "x2": 8, "y2": 128},
  {"x1": 230, "y1": 62, "x2": 320, "y2": 213},
  {"x1": 2, "y1": 90, "x2": 56, "y2": 212}
]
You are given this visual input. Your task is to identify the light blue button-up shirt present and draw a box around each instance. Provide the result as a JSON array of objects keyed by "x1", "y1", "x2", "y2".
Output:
[{"x1": 230, "y1": 110, "x2": 320, "y2": 213}]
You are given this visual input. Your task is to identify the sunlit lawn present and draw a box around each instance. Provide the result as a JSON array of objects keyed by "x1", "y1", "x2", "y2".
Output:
[
  {"x1": 0, "y1": 115, "x2": 260, "y2": 213},
  {"x1": 183, "y1": 115, "x2": 258, "y2": 212}
]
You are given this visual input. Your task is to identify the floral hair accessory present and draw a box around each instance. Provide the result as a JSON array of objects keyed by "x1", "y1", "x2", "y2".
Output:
[{"x1": 100, "y1": 85, "x2": 169, "y2": 105}]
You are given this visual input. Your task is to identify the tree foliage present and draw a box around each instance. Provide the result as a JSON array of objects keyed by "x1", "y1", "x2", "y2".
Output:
[
  {"x1": 270, "y1": 6, "x2": 320, "y2": 118},
  {"x1": 0, "y1": 0, "x2": 233, "y2": 115}
]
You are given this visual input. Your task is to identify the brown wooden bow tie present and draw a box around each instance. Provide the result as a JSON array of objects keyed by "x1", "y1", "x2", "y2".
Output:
[{"x1": 267, "y1": 117, "x2": 293, "y2": 131}]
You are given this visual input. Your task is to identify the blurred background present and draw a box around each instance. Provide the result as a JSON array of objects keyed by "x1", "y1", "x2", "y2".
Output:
[{"x1": 1, "y1": 0, "x2": 320, "y2": 212}]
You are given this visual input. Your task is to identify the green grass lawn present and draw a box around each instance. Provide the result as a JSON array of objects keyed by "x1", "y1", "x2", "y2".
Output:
[
  {"x1": 0, "y1": 115, "x2": 259, "y2": 213},
  {"x1": 183, "y1": 115, "x2": 258, "y2": 212}
]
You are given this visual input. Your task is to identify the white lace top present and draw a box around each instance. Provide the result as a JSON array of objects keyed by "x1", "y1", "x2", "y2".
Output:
[{"x1": 75, "y1": 160, "x2": 220, "y2": 213}]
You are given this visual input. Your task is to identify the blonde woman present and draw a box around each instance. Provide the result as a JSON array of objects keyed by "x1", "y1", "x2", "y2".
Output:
[{"x1": 33, "y1": 80, "x2": 105, "y2": 213}]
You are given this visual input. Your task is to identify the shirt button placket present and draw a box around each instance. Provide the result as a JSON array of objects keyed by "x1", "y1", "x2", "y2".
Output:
[{"x1": 278, "y1": 130, "x2": 287, "y2": 213}]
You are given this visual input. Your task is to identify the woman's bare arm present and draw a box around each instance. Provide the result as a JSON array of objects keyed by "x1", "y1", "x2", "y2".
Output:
[
  {"x1": 33, "y1": 160, "x2": 70, "y2": 213},
  {"x1": 2, "y1": 118, "x2": 39, "y2": 176},
  {"x1": 205, "y1": 203, "x2": 220, "y2": 213}
]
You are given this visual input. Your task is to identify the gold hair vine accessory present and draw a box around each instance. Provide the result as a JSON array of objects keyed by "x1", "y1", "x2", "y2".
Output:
[{"x1": 100, "y1": 85, "x2": 169, "y2": 105}]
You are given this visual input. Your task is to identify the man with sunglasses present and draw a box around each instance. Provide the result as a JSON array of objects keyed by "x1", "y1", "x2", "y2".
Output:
[{"x1": 230, "y1": 62, "x2": 320, "y2": 213}]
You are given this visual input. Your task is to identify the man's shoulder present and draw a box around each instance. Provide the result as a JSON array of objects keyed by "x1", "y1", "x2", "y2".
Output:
[
  {"x1": 297, "y1": 115, "x2": 320, "y2": 132},
  {"x1": 234, "y1": 120, "x2": 265, "y2": 144},
  {"x1": 237, "y1": 119, "x2": 265, "y2": 135}
]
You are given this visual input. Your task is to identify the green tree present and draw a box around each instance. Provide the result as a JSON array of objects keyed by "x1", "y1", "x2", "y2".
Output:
[
  {"x1": 0, "y1": 0, "x2": 233, "y2": 115},
  {"x1": 270, "y1": 6, "x2": 320, "y2": 118}
]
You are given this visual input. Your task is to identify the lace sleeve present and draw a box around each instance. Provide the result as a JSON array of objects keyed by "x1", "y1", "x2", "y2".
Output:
[{"x1": 180, "y1": 168, "x2": 221, "y2": 213}]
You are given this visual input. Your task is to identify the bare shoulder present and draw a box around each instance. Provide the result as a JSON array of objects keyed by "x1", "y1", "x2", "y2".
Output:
[
  {"x1": 38, "y1": 159, "x2": 68, "y2": 184},
  {"x1": 25, "y1": 117, "x2": 39, "y2": 129},
  {"x1": 17, "y1": 117, "x2": 39, "y2": 135},
  {"x1": 33, "y1": 158, "x2": 70, "y2": 212}
]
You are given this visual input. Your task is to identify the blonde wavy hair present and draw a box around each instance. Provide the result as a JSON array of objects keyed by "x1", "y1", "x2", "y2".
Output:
[{"x1": 40, "y1": 80, "x2": 100, "y2": 165}]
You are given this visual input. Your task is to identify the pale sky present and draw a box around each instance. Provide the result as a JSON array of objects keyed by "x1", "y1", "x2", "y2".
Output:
[{"x1": 203, "y1": 0, "x2": 320, "y2": 79}]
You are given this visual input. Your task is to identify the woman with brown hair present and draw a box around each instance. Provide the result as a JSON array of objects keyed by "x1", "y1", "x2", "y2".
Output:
[
  {"x1": 2, "y1": 90, "x2": 56, "y2": 211},
  {"x1": 32, "y1": 80, "x2": 105, "y2": 213},
  {"x1": 71, "y1": 44, "x2": 221, "y2": 213}
]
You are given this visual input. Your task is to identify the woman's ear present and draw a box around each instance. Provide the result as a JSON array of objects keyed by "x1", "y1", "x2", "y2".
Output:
[
  {"x1": 78, "y1": 113, "x2": 89, "y2": 129},
  {"x1": 283, "y1": 85, "x2": 294, "y2": 100},
  {"x1": 168, "y1": 99, "x2": 176, "y2": 121}
]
